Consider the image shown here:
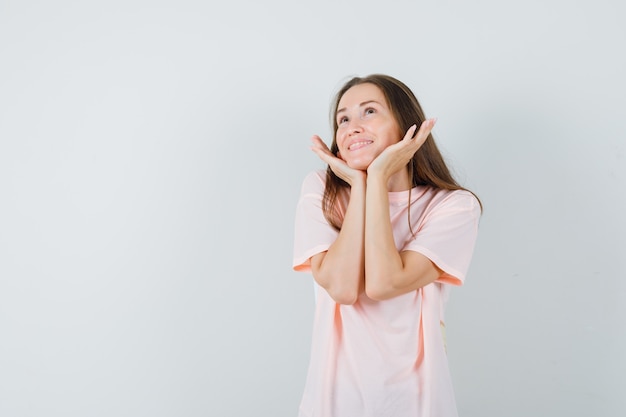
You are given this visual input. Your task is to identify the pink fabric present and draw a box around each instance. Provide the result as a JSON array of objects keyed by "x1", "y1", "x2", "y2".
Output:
[{"x1": 293, "y1": 170, "x2": 480, "y2": 417}]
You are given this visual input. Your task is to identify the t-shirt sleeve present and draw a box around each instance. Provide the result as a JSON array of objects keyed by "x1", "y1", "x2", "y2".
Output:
[
  {"x1": 292, "y1": 171, "x2": 339, "y2": 272},
  {"x1": 404, "y1": 191, "x2": 481, "y2": 286}
]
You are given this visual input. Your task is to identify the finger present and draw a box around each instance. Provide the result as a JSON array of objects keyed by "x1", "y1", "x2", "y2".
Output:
[
  {"x1": 310, "y1": 135, "x2": 331, "y2": 154},
  {"x1": 402, "y1": 124, "x2": 418, "y2": 141},
  {"x1": 412, "y1": 118, "x2": 437, "y2": 143},
  {"x1": 418, "y1": 118, "x2": 437, "y2": 135},
  {"x1": 310, "y1": 143, "x2": 339, "y2": 166},
  {"x1": 310, "y1": 135, "x2": 329, "y2": 149},
  {"x1": 310, "y1": 145, "x2": 332, "y2": 162}
]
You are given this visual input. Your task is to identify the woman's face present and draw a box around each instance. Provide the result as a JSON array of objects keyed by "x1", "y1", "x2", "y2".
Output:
[{"x1": 335, "y1": 83, "x2": 402, "y2": 170}]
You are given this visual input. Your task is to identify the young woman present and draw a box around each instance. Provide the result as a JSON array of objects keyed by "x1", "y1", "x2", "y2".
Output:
[{"x1": 293, "y1": 74, "x2": 481, "y2": 417}]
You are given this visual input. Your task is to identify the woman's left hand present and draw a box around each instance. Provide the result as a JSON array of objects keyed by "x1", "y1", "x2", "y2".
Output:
[
  {"x1": 367, "y1": 118, "x2": 436, "y2": 180},
  {"x1": 310, "y1": 134, "x2": 366, "y2": 187}
]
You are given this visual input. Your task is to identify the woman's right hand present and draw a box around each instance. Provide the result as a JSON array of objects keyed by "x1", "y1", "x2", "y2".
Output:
[{"x1": 310, "y1": 135, "x2": 366, "y2": 187}]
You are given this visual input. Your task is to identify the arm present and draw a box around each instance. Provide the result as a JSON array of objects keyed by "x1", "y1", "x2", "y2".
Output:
[
  {"x1": 310, "y1": 178, "x2": 365, "y2": 304},
  {"x1": 364, "y1": 120, "x2": 441, "y2": 300},
  {"x1": 364, "y1": 175, "x2": 441, "y2": 300},
  {"x1": 309, "y1": 135, "x2": 366, "y2": 305}
]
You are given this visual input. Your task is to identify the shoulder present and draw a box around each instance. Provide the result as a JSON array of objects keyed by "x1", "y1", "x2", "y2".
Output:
[
  {"x1": 419, "y1": 188, "x2": 481, "y2": 219},
  {"x1": 440, "y1": 189, "x2": 481, "y2": 210},
  {"x1": 299, "y1": 169, "x2": 327, "y2": 195}
]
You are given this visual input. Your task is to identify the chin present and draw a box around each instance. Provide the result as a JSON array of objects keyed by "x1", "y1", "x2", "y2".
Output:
[
  {"x1": 346, "y1": 161, "x2": 370, "y2": 171},
  {"x1": 344, "y1": 156, "x2": 372, "y2": 171}
]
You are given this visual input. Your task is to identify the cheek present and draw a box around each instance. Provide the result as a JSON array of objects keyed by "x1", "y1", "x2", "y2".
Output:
[
  {"x1": 332, "y1": 139, "x2": 344, "y2": 160},
  {"x1": 335, "y1": 134, "x2": 347, "y2": 154},
  {"x1": 386, "y1": 121, "x2": 403, "y2": 137}
]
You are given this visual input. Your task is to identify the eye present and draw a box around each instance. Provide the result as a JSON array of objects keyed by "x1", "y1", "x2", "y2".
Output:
[
  {"x1": 338, "y1": 116, "x2": 349, "y2": 124},
  {"x1": 364, "y1": 107, "x2": 376, "y2": 116}
]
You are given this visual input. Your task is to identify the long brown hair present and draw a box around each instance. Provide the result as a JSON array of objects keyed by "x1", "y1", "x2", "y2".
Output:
[{"x1": 322, "y1": 74, "x2": 482, "y2": 230}]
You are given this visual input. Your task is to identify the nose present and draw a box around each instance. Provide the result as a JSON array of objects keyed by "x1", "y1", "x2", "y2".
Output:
[{"x1": 347, "y1": 119, "x2": 363, "y2": 135}]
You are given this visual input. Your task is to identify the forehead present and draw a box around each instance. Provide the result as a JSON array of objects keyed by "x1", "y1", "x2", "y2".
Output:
[{"x1": 337, "y1": 83, "x2": 387, "y2": 110}]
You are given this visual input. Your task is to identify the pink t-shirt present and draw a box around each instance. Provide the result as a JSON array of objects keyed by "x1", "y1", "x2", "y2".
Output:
[{"x1": 292, "y1": 170, "x2": 481, "y2": 417}]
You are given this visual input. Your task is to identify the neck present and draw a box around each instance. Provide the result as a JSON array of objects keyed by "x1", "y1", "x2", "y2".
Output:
[{"x1": 386, "y1": 168, "x2": 412, "y2": 192}]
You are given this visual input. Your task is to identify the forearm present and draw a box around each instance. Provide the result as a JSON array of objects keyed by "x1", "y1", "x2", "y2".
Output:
[
  {"x1": 312, "y1": 179, "x2": 366, "y2": 304},
  {"x1": 364, "y1": 176, "x2": 405, "y2": 297},
  {"x1": 364, "y1": 175, "x2": 442, "y2": 300}
]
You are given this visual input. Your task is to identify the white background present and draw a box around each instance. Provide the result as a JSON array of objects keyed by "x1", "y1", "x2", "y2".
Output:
[{"x1": 1, "y1": 0, "x2": 625, "y2": 416}]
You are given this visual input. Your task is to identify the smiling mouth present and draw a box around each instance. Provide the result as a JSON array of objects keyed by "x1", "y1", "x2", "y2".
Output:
[{"x1": 348, "y1": 141, "x2": 373, "y2": 151}]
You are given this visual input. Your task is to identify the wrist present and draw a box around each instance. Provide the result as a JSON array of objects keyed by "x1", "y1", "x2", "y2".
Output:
[
  {"x1": 366, "y1": 176, "x2": 387, "y2": 194},
  {"x1": 366, "y1": 170, "x2": 387, "y2": 187},
  {"x1": 366, "y1": 163, "x2": 390, "y2": 181},
  {"x1": 349, "y1": 174, "x2": 367, "y2": 192}
]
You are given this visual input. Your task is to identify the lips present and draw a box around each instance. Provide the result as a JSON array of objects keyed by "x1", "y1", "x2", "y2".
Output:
[{"x1": 347, "y1": 140, "x2": 373, "y2": 151}]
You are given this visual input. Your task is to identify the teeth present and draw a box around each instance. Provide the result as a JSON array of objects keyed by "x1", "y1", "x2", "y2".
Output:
[{"x1": 349, "y1": 141, "x2": 372, "y2": 150}]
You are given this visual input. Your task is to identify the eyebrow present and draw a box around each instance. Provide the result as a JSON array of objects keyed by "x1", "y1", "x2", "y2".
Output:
[{"x1": 336, "y1": 100, "x2": 382, "y2": 115}]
